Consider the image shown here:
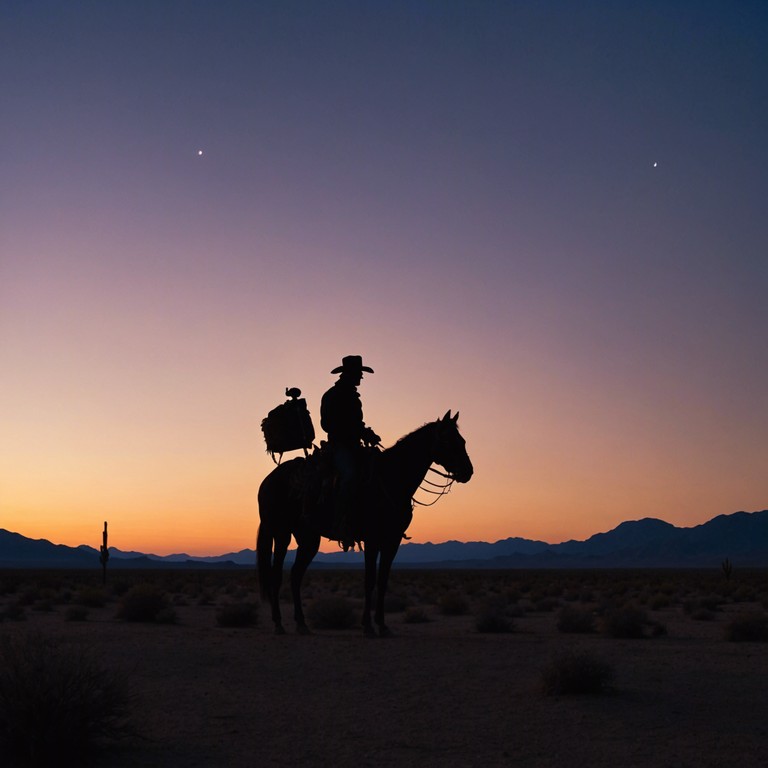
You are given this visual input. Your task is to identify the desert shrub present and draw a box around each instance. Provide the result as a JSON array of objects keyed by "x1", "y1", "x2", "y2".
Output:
[
  {"x1": 32, "y1": 599, "x2": 54, "y2": 613},
  {"x1": 0, "y1": 632, "x2": 132, "y2": 765},
  {"x1": 648, "y1": 593, "x2": 671, "y2": 610},
  {"x1": 75, "y1": 587, "x2": 107, "y2": 608},
  {"x1": 724, "y1": 612, "x2": 768, "y2": 642},
  {"x1": 196, "y1": 590, "x2": 216, "y2": 606},
  {"x1": 683, "y1": 596, "x2": 721, "y2": 616},
  {"x1": 65, "y1": 605, "x2": 89, "y2": 622},
  {"x1": 216, "y1": 602, "x2": 258, "y2": 628},
  {"x1": 383, "y1": 592, "x2": 410, "y2": 612},
  {"x1": 475, "y1": 609, "x2": 513, "y2": 633},
  {"x1": 438, "y1": 591, "x2": 469, "y2": 616},
  {"x1": 541, "y1": 651, "x2": 614, "y2": 696},
  {"x1": 473, "y1": 596, "x2": 513, "y2": 633},
  {"x1": 648, "y1": 619, "x2": 668, "y2": 637},
  {"x1": 307, "y1": 596, "x2": 357, "y2": 630},
  {"x1": 556, "y1": 605, "x2": 595, "y2": 634},
  {"x1": 532, "y1": 596, "x2": 560, "y2": 612},
  {"x1": 403, "y1": 606, "x2": 431, "y2": 624},
  {"x1": 117, "y1": 583, "x2": 174, "y2": 623},
  {"x1": 600, "y1": 605, "x2": 647, "y2": 639},
  {"x1": 2, "y1": 602, "x2": 26, "y2": 622}
]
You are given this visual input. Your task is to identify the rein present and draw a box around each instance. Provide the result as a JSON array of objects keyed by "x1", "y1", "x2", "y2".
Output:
[{"x1": 413, "y1": 466, "x2": 455, "y2": 507}]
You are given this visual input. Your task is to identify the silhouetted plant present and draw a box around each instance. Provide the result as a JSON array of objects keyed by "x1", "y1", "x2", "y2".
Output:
[
  {"x1": 556, "y1": 605, "x2": 595, "y2": 634},
  {"x1": 541, "y1": 651, "x2": 614, "y2": 696},
  {"x1": 383, "y1": 592, "x2": 410, "y2": 612},
  {"x1": 0, "y1": 631, "x2": 133, "y2": 765},
  {"x1": 722, "y1": 557, "x2": 733, "y2": 581},
  {"x1": 307, "y1": 596, "x2": 356, "y2": 629},
  {"x1": 438, "y1": 591, "x2": 469, "y2": 616},
  {"x1": 216, "y1": 602, "x2": 259, "y2": 628},
  {"x1": 403, "y1": 606, "x2": 431, "y2": 623},
  {"x1": 724, "y1": 612, "x2": 768, "y2": 642},
  {"x1": 2, "y1": 602, "x2": 26, "y2": 622},
  {"x1": 600, "y1": 604, "x2": 647, "y2": 639},
  {"x1": 65, "y1": 605, "x2": 89, "y2": 622},
  {"x1": 117, "y1": 583, "x2": 175, "y2": 623},
  {"x1": 475, "y1": 601, "x2": 514, "y2": 633},
  {"x1": 532, "y1": 596, "x2": 560, "y2": 612},
  {"x1": 648, "y1": 593, "x2": 671, "y2": 610},
  {"x1": 75, "y1": 587, "x2": 107, "y2": 608}
]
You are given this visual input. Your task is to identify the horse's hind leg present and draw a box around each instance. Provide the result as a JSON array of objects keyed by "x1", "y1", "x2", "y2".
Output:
[
  {"x1": 271, "y1": 532, "x2": 291, "y2": 634},
  {"x1": 290, "y1": 534, "x2": 320, "y2": 634},
  {"x1": 362, "y1": 545, "x2": 379, "y2": 637},
  {"x1": 374, "y1": 544, "x2": 398, "y2": 637}
]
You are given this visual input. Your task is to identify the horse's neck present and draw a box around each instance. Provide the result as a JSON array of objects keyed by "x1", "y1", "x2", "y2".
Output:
[{"x1": 381, "y1": 422, "x2": 436, "y2": 500}]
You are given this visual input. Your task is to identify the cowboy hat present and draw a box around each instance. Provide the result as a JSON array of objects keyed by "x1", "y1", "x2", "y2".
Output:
[{"x1": 331, "y1": 355, "x2": 374, "y2": 374}]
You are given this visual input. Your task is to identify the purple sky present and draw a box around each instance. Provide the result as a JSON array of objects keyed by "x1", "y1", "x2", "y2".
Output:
[{"x1": 2, "y1": 1, "x2": 767, "y2": 554}]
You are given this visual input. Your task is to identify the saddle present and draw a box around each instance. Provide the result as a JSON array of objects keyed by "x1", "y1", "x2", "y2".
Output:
[{"x1": 298, "y1": 444, "x2": 379, "y2": 549}]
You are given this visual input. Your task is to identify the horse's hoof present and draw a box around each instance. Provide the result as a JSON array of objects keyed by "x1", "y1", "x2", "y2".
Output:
[
  {"x1": 274, "y1": 624, "x2": 287, "y2": 636},
  {"x1": 297, "y1": 624, "x2": 312, "y2": 636}
]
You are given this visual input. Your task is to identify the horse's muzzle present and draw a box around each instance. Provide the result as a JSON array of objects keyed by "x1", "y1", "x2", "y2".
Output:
[{"x1": 453, "y1": 463, "x2": 474, "y2": 484}]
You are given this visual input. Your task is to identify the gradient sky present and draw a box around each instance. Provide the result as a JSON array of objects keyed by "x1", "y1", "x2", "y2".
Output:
[{"x1": 2, "y1": 1, "x2": 767, "y2": 556}]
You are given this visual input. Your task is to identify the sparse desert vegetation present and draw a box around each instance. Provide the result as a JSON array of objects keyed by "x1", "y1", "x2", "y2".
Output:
[{"x1": 0, "y1": 566, "x2": 765, "y2": 766}]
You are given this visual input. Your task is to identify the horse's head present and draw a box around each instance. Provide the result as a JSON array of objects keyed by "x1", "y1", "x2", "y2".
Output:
[{"x1": 433, "y1": 410, "x2": 473, "y2": 483}]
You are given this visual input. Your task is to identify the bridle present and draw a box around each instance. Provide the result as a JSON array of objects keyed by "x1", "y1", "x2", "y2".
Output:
[{"x1": 412, "y1": 420, "x2": 460, "y2": 507}]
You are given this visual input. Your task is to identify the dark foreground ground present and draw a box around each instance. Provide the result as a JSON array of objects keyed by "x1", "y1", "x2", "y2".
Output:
[{"x1": 1, "y1": 568, "x2": 766, "y2": 767}]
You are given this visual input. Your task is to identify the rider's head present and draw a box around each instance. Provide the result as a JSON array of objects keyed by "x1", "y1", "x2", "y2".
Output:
[{"x1": 331, "y1": 355, "x2": 373, "y2": 386}]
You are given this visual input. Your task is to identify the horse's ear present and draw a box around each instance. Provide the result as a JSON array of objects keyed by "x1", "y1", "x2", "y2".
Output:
[
  {"x1": 453, "y1": 411, "x2": 459, "y2": 423},
  {"x1": 442, "y1": 410, "x2": 452, "y2": 422}
]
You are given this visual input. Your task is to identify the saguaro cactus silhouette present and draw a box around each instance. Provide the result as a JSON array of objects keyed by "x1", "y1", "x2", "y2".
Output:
[
  {"x1": 100, "y1": 521, "x2": 110, "y2": 584},
  {"x1": 721, "y1": 557, "x2": 733, "y2": 581}
]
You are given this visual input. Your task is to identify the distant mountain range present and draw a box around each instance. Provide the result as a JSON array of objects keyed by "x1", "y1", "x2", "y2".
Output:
[{"x1": 2, "y1": 510, "x2": 767, "y2": 569}]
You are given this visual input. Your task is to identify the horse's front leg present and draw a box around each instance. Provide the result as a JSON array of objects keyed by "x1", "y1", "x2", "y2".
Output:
[
  {"x1": 363, "y1": 545, "x2": 379, "y2": 637},
  {"x1": 290, "y1": 533, "x2": 320, "y2": 634},
  {"x1": 374, "y1": 541, "x2": 400, "y2": 637}
]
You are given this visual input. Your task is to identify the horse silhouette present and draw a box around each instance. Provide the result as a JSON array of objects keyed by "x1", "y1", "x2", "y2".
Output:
[{"x1": 257, "y1": 410, "x2": 473, "y2": 636}]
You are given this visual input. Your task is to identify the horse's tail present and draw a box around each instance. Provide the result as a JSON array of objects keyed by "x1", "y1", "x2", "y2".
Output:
[{"x1": 256, "y1": 521, "x2": 274, "y2": 602}]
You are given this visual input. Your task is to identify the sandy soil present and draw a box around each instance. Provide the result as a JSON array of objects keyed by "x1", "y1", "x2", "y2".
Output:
[{"x1": 2, "y1": 570, "x2": 767, "y2": 767}]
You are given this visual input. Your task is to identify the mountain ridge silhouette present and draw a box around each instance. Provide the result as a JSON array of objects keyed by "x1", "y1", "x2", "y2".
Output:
[{"x1": 1, "y1": 510, "x2": 766, "y2": 568}]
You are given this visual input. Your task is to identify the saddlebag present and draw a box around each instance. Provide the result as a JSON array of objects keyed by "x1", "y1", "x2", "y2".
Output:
[{"x1": 261, "y1": 388, "x2": 315, "y2": 461}]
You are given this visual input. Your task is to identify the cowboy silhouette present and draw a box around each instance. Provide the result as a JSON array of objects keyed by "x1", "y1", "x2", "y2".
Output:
[{"x1": 320, "y1": 355, "x2": 380, "y2": 550}]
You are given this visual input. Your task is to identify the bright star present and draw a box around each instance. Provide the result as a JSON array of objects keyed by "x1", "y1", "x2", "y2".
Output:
[{"x1": 197, "y1": 150, "x2": 204, "y2": 157}]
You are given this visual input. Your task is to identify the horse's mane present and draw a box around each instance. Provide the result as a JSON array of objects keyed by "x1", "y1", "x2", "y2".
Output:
[{"x1": 389, "y1": 420, "x2": 437, "y2": 448}]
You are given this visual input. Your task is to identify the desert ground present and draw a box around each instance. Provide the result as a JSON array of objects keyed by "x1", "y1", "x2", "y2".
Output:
[{"x1": 1, "y1": 567, "x2": 766, "y2": 767}]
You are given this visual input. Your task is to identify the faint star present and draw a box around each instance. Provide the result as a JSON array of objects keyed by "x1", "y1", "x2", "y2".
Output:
[
  {"x1": 653, "y1": 161, "x2": 657, "y2": 167},
  {"x1": 197, "y1": 149, "x2": 204, "y2": 156}
]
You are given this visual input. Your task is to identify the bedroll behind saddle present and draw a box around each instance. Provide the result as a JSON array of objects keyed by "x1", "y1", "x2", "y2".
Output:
[{"x1": 261, "y1": 387, "x2": 315, "y2": 462}]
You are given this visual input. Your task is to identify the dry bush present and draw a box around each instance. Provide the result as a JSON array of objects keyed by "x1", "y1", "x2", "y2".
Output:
[
  {"x1": 2, "y1": 602, "x2": 26, "y2": 622},
  {"x1": 74, "y1": 587, "x2": 107, "y2": 608},
  {"x1": 382, "y1": 592, "x2": 410, "y2": 613},
  {"x1": 474, "y1": 600, "x2": 514, "y2": 633},
  {"x1": 307, "y1": 596, "x2": 357, "y2": 630},
  {"x1": 541, "y1": 651, "x2": 614, "y2": 696},
  {"x1": 215, "y1": 602, "x2": 259, "y2": 628},
  {"x1": 117, "y1": 583, "x2": 176, "y2": 624},
  {"x1": 724, "y1": 612, "x2": 768, "y2": 642},
  {"x1": 438, "y1": 591, "x2": 469, "y2": 616},
  {"x1": 599, "y1": 604, "x2": 648, "y2": 639},
  {"x1": 0, "y1": 631, "x2": 133, "y2": 766},
  {"x1": 65, "y1": 605, "x2": 89, "y2": 622},
  {"x1": 403, "y1": 606, "x2": 431, "y2": 623},
  {"x1": 556, "y1": 605, "x2": 596, "y2": 634}
]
